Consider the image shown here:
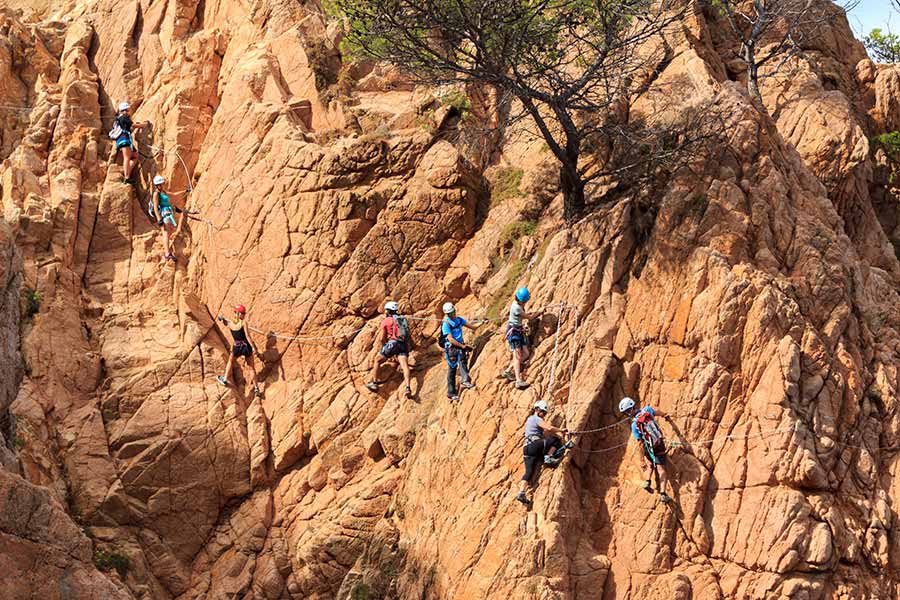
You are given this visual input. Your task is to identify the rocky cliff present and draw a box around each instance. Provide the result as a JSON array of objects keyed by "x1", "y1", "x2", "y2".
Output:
[{"x1": 1, "y1": 0, "x2": 900, "y2": 598}]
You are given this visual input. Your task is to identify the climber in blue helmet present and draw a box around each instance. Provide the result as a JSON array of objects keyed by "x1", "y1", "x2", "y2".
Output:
[{"x1": 500, "y1": 287, "x2": 544, "y2": 390}]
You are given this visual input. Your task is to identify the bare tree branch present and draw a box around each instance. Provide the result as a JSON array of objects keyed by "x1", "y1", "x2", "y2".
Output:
[
  {"x1": 707, "y1": 0, "x2": 859, "y2": 107},
  {"x1": 337, "y1": 0, "x2": 708, "y2": 221}
]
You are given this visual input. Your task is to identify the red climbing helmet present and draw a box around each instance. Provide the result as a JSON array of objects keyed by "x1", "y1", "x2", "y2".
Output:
[{"x1": 234, "y1": 304, "x2": 246, "y2": 315}]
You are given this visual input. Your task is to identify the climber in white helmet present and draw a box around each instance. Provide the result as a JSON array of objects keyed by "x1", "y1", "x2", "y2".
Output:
[
  {"x1": 150, "y1": 175, "x2": 186, "y2": 262},
  {"x1": 111, "y1": 101, "x2": 150, "y2": 185},
  {"x1": 439, "y1": 301, "x2": 480, "y2": 401},
  {"x1": 365, "y1": 301, "x2": 413, "y2": 399},
  {"x1": 515, "y1": 399, "x2": 571, "y2": 506},
  {"x1": 619, "y1": 396, "x2": 672, "y2": 505}
]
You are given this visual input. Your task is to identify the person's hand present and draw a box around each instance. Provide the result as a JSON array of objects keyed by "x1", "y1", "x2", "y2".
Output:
[
  {"x1": 464, "y1": 345, "x2": 474, "y2": 352},
  {"x1": 217, "y1": 316, "x2": 226, "y2": 323},
  {"x1": 157, "y1": 219, "x2": 165, "y2": 227}
]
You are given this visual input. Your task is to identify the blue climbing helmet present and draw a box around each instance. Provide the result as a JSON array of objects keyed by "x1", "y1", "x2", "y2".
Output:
[{"x1": 515, "y1": 287, "x2": 530, "y2": 303}]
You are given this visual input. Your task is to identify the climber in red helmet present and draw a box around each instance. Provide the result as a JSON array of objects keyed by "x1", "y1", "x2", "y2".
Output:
[{"x1": 216, "y1": 304, "x2": 261, "y2": 397}]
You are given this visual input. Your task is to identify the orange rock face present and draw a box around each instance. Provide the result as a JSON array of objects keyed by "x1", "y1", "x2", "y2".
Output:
[{"x1": 1, "y1": 1, "x2": 900, "y2": 599}]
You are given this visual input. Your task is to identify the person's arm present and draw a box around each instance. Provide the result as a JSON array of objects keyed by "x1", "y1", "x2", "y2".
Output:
[
  {"x1": 522, "y1": 310, "x2": 543, "y2": 320},
  {"x1": 218, "y1": 316, "x2": 229, "y2": 326},
  {"x1": 463, "y1": 322, "x2": 479, "y2": 331},
  {"x1": 538, "y1": 418, "x2": 567, "y2": 437}
]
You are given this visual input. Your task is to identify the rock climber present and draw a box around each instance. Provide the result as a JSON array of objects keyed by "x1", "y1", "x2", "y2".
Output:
[
  {"x1": 365, "y1": 301, "x2": 413, "y2": 399},
  {"x1": 112, "y1": 102, "x2": 150, "y2": 184},
  {"x1": 440, "y1": 302, "x2": 479, "y2": 401},
  {"x1": 501, "y1": 287, "x2": 543, "y2": 390},
  {"x1": 150, "y1": 175, "x2": 185, "y2": 262},
  {"x1": 216, "y1": 304, "x2": 261, "y2": 397},
  {"x1": 619, "y1": 397, "x2": 672, "y2": 505},
  {"x1": 515, "y1": 400, "x2": 571, "y2": 505}
]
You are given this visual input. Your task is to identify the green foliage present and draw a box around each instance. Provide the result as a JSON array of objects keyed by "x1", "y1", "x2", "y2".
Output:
[
  {"x1": 437, "y1": 89, "x2": 471, "y2": 117},
  {"x1": 873, "y1": 131, "x2": 900, "y2": 156},
  {"x1": 305, "y1": 38, "x2": 339, "y2": 90},
  {"x1": 873, "y1": 131, "x2": 900, "y2": 183},
  {"x1": 23, "y1": 288, "x2": 40, "y2": 321},
  {"x1": 93, "y1": 549, "x2": 129, "y2": 579},
  {"x1": 499, "y1": 219, "x2": 537, "y2": 252},
  {"x1": 864, "y1": 28, "x2": 900, "y2": 64},
  {"x1": 351, "y1": 583, "x2": 372, "y2": 600},
  {"x1": 348, "y1": 539, "x2": 407, "y2": 599},
  {"x1": 486, "y1": 260, "x2": 526, "y2": 320},
  {"x1": 13, "y1": 436, "x2": 25, "y2": 449},
  {"x1": 490, "y1": 167, "x2": 524, "y2": 206}
]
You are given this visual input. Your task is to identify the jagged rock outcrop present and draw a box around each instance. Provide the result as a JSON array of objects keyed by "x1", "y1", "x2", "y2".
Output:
[{"x1": 1, "y1": 1, "x2": 900, "y2": 599}]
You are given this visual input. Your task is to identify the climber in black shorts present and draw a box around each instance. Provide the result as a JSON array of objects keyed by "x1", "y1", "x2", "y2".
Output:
[{"x1": 216, "y1": 304, "x2": 261, "y2": 397}]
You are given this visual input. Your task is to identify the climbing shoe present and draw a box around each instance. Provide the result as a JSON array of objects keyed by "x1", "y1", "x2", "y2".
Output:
[
  {"x1": 253, "y1": 384, "x2": 262, "y2": 397},
  {"x1": 405, "y1": 385, "x2": 413, "y2": 399},
  {"x1": 216, "y1": 375, "x2": 228, "y2": 386},
  {"x1": 515, "y1": 491, "x2": 530, "y2": 506},
  {"x1": 564, "y1": 439, "x2": 576, "y2": 450},
  {"x1": 515, "y1": 380, "x2": 530, "y2": 390},
  {"x1": 164, "y1": 254, "x2": 176, "y2": 262},
  {"x1": 365, "y1": 381, "x2": 379, "y2": 392},
  {"x1": 642, "y1": 479, "x2": 653, "y2": 492},
  {"x1": 543, "y1": 455, "x2": 561, "y2": 467},
  {"x1": 461, "y1": 381, "x2": 476, "y2": 390},
  {"x1": 659, "y1": 493, "x2": 673, "y2": 505},
  {"x1": 499, "y1": 370, "x2": 515, "y2": 382},
  {"x1": 448, "y1": 393, "x2": 460, "y2": 402}
]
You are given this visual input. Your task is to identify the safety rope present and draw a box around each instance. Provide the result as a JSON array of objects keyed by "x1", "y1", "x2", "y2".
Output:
[
  {"x1": 571, "y1": 423, "x2": 798, "y2": 454},
  {"x1": 543, "y1": 302, "x2": 566, "y2": 402}
]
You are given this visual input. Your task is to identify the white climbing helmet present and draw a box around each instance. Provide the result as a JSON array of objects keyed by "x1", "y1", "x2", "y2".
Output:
[
  {"x1": 384, "y1": 301, "x2": 399, "y2": 313},
  {"x1": 118, "y1": 102, "x2": 130, "y2": 112},
  {"x1": 618, "y1": 397, "x2": 636, "y2": 413},
  {"x1": 442, "y1": 302, "x2": 455, "y2": 314},
  {"x1": 152, "y1": 175, "x2": 166, "y2": 185},
  {"x1": 533, "y1": 400, "x2": 549, "y2": 413}
]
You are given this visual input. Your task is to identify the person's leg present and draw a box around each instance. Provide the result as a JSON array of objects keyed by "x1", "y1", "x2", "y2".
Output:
[
  {"x1": 162, "y1": 226, "x2": 171, "y2": 256},
  {"x1": 447, "y1": 360, "x2": 457, "y2": 397},
  {"x1": 657, "y1": 462, "x2": 669, "y2": 495},
  {"x1": 397, "y1": 354, "x2": 411, "y2": 390},
  {"x1": 244, "y1": 353, "x2": 258, "y2": 386},
  {"x1": 368, "y1": 353, "x2": 383, "y2": 383},
  {"x1": 459, "y1": 351, "x2": 472, "y2": 386},
  {"x1": 221, "y1": 353, "x2": 234, "y2": 383},
  {"x1": 513, "y1": 346, "x2": 527, "y2": 383},
  {"x1": 641, "y1": 452, "x2": 653, "y2": 489},
  {"x1": 122, "y1": 147, "x2": 133, "y2": 179}
]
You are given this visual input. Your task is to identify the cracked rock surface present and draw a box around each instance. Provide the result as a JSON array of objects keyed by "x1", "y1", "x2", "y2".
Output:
[{"x1": 1, "y1": 1, "x2": 900, "y2": 599}]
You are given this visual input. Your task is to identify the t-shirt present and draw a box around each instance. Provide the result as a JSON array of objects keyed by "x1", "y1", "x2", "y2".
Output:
[
  {"x1": 380, "y1": 316, "x2": 400, "y2": 341},
  {"x1": 508, "y1": 301, "x2": 525, "y2": 327},
  {"x1": 631, "y1": 406, "x2": 656, "y2": 440},
  {"x1": 115, "y1": 114, "x2": 133, "y2": 135},
  {"x1": 441, "y1": 316, "x2": 467, "y2": 344},
  {"x1": 157, "y1": 191, "x2": 172, "y2": 211},
  {"x1": 525, "y1": 414, "x2": 544, "y2": 439}
]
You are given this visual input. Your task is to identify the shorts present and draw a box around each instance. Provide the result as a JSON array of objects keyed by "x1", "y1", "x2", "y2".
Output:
[
  {"x1": 380, "y1": 339, "x2": 409, "y2": 359},
  {"x1": 522, "y1": 436, "x2": 561, "y2": 481},
  {"x1": 116, "y1": 134, "x2": 133, "y2": 149},
  {"x1": 643, "y1": 442, "x2": 667, "y2": 466},
  {"x1": 232, "y1": 340, "x2": 252, "y2": 358},
  {"x1": 506, "y1": 324, "x2": 528, "y2": 351},
  {"x1": 159, "y1": 207, "x2": 176, "y2": 228}
]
